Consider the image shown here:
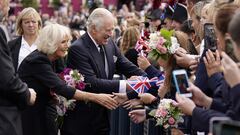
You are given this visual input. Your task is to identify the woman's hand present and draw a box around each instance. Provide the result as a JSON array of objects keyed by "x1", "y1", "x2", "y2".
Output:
[
  {"x1": 129, "y1": 109, "x2": 146, "y2": 123},
  {"x1": 203, "y1": 50, "x2": 222, "y2": 77},
  {"x1": 187, "y1": 82, "x2": 212, "y2": 108},
  {"x1": 137, "y1": 55, "x2": 151, "y2": 70},
  {"x1": 91, "y1": 93, "x2": 118, "y2": 110},
  {"x1": 138, "y1": 93, "x2": 156, "y2": 104},
  {"x1": 122, "y1": 99, "x2": 143, "y2": 110},
  {"x1": 174, "y1": 93, "x2": 196, "y2": 116}
]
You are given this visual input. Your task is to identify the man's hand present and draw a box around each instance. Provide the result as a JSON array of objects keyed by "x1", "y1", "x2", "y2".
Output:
[
  {"x1": 28, "y1": 88, "x2": 36, "y2": 105},
  {"x1": 221, "y1": 52, "x2": 240, "y2": 88},
  {"x1": 112, "y1": 92, "x2": 128, "y2": 105},
  {"x1": 204, "y1": 50, "x2": 222, "y2": 77},
  {"x1": 129, "y1": 109, "x2": 146, "y2": 123},
  {"x1": 174, "y1": 93, "x2": 196, "y2": 116},
  {"x1": 187, "y1": 82, "x2": 212, "y2": 108},
  {"x1": 92, "y1": 94, "x2": 118, "y2": 110}
]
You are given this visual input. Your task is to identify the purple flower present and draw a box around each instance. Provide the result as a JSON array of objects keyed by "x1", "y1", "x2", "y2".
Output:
[
  {"x1": 63, "y1": 68, "x2": 72, "y2": 75},
  {"x1": 76, "y1": 82, "x2": 86, "y2": 90}
]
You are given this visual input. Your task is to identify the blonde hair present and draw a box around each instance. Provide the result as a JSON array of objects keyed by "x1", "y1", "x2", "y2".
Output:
[
  {"x1": 16, "y1": 7, "x2": 42, "y2": 35},
  {"x1": 120, "y1": 27, "x2": 140, "y2": 54},
  {"x1": 37, "y1": 23, "x2": 72, "y2": 55}
]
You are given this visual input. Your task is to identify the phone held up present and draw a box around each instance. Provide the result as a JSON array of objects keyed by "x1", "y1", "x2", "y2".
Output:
[
  {"x1": 172, "y1": 69, "x2": 192, "y2": 98},
  {"x1": 204, "y1": 23, "x2": 217, "y2": 51}
]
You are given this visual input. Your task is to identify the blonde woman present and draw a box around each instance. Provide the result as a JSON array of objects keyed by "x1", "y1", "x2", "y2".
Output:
[
  {"x1": 8, "y1": 7, "x2": 42, "y2": 71},
  {"x1": 120, "y1": 26, "x2": 141, "y2": 66}
]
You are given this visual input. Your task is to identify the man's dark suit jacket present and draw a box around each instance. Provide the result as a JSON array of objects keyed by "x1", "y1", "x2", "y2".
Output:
[
  {"x1": 0, "y1": 28, "x2": 30, "y2": 135},
  {"x1": 61, "y1": 33, "x2": 145, "y2": 135},
  {"x1": 18, "y1": 50, "x2": 76, "y2": 135}
]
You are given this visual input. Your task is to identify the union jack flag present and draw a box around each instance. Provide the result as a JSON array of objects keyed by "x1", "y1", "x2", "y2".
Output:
[{"x1": 127, "y1": 76, "x2": 165, "y2": 94}]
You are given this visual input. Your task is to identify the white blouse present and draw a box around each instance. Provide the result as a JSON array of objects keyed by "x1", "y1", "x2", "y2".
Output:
[{"x1": 18, "y1": 36, "x2": 37, "y2": 69}]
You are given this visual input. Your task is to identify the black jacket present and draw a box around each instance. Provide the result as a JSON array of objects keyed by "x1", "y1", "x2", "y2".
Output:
[
  {"x1": 0, "y1": 27, "x2": 30, "y2": 135},
  {"x1": 18, "y1": 50, "x2": 76, "y2": 135}
]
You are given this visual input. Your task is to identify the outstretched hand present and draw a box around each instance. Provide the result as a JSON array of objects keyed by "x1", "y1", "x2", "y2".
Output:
[
  {"x1": 112, "y1": 92, "x2": 128, "y2": 105},
  {"x1": 129, "y1": 109, "x2": 146, "y2": 123},
  {"x1": 93, "y1": 94, "x2": 118, "y2": 110},
  {"x1": 138, "y1": 93, "x2": 156, "y2": 104},
  {"x1": 122, "y1": 99, "x2": 143, "y2": 110}
]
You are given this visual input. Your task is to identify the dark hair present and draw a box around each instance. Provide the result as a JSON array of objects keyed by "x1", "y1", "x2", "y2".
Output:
[
  {"x1": 228, "y1": 10, "x2": 240, "y2": 47},
  {"x1": 215, "y1": 4, "x2": 239, "y2": 36}
]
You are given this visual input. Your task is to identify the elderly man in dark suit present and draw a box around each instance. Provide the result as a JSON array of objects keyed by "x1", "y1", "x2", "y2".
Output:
[
  {"x1": 0, "y1": 0, "x2": 36, "y2": 135},
  {"x1": 61, "y1": 8, "x2": 145, "y2": 135}
]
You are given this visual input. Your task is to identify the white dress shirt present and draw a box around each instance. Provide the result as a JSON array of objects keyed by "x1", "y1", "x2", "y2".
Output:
[
  {"x1": 18, "y1": 36, "x2": 37, "y2": 69},
  {"x1": 87, "y1": 32, "x2": 127, "y2": 93}
]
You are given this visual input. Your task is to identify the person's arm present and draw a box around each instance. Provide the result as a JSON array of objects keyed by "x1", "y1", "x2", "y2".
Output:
[
  {"x1": 192, "y1": 107, "x2": 226, "y2": 132},
  {"x1": 0, "y1": 34, "x2": 31, "y2": 108},
  {"x1": 29, "y1": 60, "x2": 118, "y2": 109}
]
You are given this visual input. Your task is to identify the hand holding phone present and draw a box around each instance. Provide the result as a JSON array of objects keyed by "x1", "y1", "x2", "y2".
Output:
[
  {"x1": 204, "y1": 23, "x2": 217, "y2": 51},
  {"x1": 173, "y1": 69, "x2": 192, "y2": 98}
]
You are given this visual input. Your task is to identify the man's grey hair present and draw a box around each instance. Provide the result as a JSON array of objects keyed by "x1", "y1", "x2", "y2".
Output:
[{"x1": 87, "y1": 8, "x2": 113, "y2": 31}]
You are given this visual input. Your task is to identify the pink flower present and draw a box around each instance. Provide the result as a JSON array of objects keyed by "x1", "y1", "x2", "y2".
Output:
[
  {"x1": 156, "y1": 108, "x2": 168, "y2": 117},
  {"x1": 168, "y1": 117, "x2": 175, "y2": 125},
  {"x1": 76, "y1": 82, "x2": 85, "y2": 90},
  {"x1": 160, "y1": 109, "x2": 168, "y2": 117},
  {"x1": 156, "y1": 45, "x2": 168, "y2": 54},
  {"x1": 157, "y1": 37, "x2": 166, "y2": 46}
]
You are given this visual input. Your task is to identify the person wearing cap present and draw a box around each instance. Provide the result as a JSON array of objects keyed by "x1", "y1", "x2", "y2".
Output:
[
  {"x1": 171, "y1": 3, "x2": 188, "y2": 30},
  {"x1": 147, "y1": 9, "x2": 162, "y2": 32},
  {"x1": 161, "y1": 5, "x2": 174, "y2": 30}
]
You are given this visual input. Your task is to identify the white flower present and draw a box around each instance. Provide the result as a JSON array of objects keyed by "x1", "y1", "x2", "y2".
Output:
[
  {"x1": 69, "y1": 70, "x2": 74, "y2": 76},
  {"x1": 149, "y1": 33, "x2": 161, "y2": 49},
  {"x1": 169, "y1": 36, "x2": 180, "y2": 54}
]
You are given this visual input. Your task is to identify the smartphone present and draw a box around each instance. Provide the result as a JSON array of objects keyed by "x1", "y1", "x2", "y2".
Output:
[
  {"x1": 172, "y1": 69, "x2": 192, "y2": 97},
  {"x1": 209, "y1": 117, "x2": 231, "y2": 135},
  {"x1": 219, "y1": 120, "x2": 240, "y2": 135},
  {"x1": 204, "y1": 23, "x2": 217, "y2": 51}
]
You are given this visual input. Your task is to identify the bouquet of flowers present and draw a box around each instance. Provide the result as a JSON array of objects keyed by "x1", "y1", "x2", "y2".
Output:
[
  {"x1": 136, "y1": 28, "x2": 180, "y2": 61},
  {"x1": 149, "y1": 99, "x2": 184, "y2": 129},
  {"x1": 55, "y1": 68, "x2": 85, "y2": 127}
]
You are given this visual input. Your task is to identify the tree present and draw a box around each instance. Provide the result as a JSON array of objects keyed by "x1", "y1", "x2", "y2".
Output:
[
  {"x1": 51, "y1": 0, "x2": 61, "y2": 10},
  {"x1": 21, "y1": 0, "x2": 39, "y2": 10}
]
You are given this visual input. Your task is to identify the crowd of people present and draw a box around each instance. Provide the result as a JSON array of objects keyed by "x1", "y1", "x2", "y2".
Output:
[{"x1": 0, "y1": 0, "x2": 240, "y2": 135}]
